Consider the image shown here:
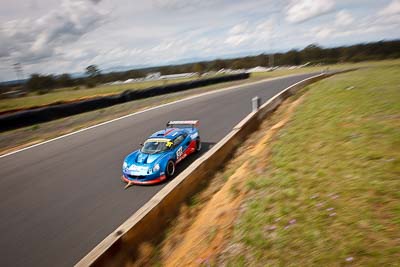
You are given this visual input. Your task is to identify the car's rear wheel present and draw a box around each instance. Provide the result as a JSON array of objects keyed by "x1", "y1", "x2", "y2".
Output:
[
  {"x1": 195, "y1": 138, "x2": 201, "y2": 153},
  {"x1": 166, "y1": 160, "x2": 175, "y2": 178}
]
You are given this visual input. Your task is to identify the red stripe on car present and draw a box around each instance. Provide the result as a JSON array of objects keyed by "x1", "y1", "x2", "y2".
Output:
[{"x1": 121, "y1": 175, "x2": 167, "y2": 185}]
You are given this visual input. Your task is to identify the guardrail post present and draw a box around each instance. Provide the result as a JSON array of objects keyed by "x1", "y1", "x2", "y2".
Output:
[{"x1": 252, "y1": 96, "x2": 260, "y2": 112}]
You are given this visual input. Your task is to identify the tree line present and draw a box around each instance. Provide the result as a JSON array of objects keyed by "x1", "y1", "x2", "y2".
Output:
[{"x1": 3, "y1": 40, "x2": 399, "y2": 94}]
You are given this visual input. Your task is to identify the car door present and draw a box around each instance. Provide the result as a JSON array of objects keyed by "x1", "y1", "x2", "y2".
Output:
[{"x1": 173, "y1": 133, "x2": 188, "y2": 162}]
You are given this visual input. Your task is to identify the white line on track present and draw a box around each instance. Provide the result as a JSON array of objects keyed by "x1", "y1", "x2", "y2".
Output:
[{"x1": 0, "y1": 73, "x2": 316, "y2": 159}]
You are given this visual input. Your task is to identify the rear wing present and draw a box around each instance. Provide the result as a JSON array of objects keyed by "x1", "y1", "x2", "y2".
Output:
[{"x1": 166, "y1": 120, "x2": 199, "y2": 129}]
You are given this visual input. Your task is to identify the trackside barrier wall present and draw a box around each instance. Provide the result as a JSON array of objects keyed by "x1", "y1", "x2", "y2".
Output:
[
  {"x1": 0, "y1": 73, "x2": 249, "y2": 132},
  {"x1": 76, "y1": 70, "x2": 352, "y2": 266}
]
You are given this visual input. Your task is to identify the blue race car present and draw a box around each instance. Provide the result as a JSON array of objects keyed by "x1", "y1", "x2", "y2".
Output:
[{"x1": 122, "y1": 120, "x2": 201, "y2": 186}]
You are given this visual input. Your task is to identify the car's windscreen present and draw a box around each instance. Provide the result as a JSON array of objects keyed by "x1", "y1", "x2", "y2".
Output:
[{"x1": 141, "y1": 139, "x2": 172, "y2": 154}]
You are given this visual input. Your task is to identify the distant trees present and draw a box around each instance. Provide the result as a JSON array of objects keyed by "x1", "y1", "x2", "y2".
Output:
[
  {"x1": 231, "y1": 59, "x2": 246, "y2": 69},
  {"x1": 18, "y1": 40, "x2": 400, "y2": 95},
  {"x1": 280, "y1": 49, "x2": 302, "y2": 65},
  {"x1": 85, "y1": 65, "x2": 101, "y2": 88},
  {"x1": 192, "y1": 63, "x2": 206, "y2": 75},
  {"x1": 211, "y1": 59, "x2": 228, "y2": 70},
  {"x1": 26, "y1": 74, "x2": 56, "y2": 94},
  {"x1": 85, "y1": 65, "x2": 101, "y2": 77},
  {"x1": 302, "y1": 44, "x2": 323, "y2": 62},
  {"x1": 58, "y1": 74, "x2": 74, "y2": 88},
  {"x1": 26, "y1": 73, "x2": 76, "y2": 93}
]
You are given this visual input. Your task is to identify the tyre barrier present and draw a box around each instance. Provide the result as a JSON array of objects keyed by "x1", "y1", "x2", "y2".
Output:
[{"x1": 0, "y1": 73, "x2": 249, "y2": 132}]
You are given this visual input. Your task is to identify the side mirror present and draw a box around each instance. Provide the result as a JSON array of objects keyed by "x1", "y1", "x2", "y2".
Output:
[{"x1": 140, "y1": 143, "x2": 143, "y2": 147}]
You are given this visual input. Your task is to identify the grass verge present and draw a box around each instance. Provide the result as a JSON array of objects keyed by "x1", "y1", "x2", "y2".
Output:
[{"x1": 223, "y1": 61, "x2": 400, "y2": 266}]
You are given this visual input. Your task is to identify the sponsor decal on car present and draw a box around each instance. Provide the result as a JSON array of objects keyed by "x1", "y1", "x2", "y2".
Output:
[{"x1": 176, "y1": 146, "x2": 183, "y2": 158}]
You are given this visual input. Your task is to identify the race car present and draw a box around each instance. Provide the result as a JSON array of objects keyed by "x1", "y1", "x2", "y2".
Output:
[{"x1": 122, "y1": 120, "x2": 201, "y2": 187}]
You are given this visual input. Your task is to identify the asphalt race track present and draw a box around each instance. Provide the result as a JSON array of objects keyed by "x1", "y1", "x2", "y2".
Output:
[{"x1": 0, "y1": 73, "x2": 318, "y2": 266}]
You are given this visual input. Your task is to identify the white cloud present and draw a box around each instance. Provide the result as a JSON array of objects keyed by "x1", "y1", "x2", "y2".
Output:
[
  {"x1": 307, "y1": 5, "x2": 400, "y2": 43},
  {"x1": 0, "y1": 0, "x2": 399, "y2": 81},
  {"x1": 286, "y1": 0, "x2": 335, "y2": 23},
  {"x1": 0, "y1": 0, "x2": 106, "y2": 63},
  {"x1": 379, "y1": 0, "x2": 400, "y2": 16},
  {"x1": 152, "y1": 0, "x2": 226, "y2": 11},
  {"x1": 229, "y1": 22, "x2": 250, "y2": 35},
  {"x1": 310, "y1": 26, "x2": 334, "y2": 39},
  {"x1": 225, "y1": 19, "x2": 274, "y2": 47},
  {"x1": 335, "y1": 10, "x2": 354, "y2": 26}
]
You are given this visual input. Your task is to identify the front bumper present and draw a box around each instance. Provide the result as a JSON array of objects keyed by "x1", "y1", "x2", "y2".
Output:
[{"x1": 121, "y1": 174, "x2": 166, "y2": 185}]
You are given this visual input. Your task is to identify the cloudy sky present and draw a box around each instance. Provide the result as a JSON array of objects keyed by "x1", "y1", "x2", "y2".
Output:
[{"x1": 0, "y1": 0, "x2": 399, "y2": 81}]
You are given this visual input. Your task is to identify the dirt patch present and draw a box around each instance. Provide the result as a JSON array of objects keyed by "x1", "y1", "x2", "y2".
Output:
[
  {"x1": 148, "y1": 94, "x2": 307, "y2": 266},
  {"x1": 164, "y1": 162, "x2": 249, "y2": 266}
]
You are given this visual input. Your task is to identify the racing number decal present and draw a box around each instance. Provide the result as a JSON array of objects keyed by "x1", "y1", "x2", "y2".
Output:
[{"x1": 176, "y1": 146, "x2": 183, "y2": 159}]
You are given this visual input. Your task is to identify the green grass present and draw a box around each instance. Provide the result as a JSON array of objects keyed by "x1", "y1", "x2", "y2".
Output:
[
  {"x1": 251, "y1": 59, "x2": 400, "y2": 80},
  {"x1": 227, "y1": 63, "x2": 400, "y2": 265},
  {"x1": 0, "y1": 77, "x2": 195, "y2": 112}
]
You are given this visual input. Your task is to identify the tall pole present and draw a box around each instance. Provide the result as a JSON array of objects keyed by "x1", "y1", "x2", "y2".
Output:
[
  {"x1": 13, "y1": 63, "x2": 26, "y2": 92},
  {"x1": 13, "y1": 63, "x2": 24, "y2": 81},
  {"x1": 269, "y1": 53, "x2": 274, "y2": 68}
]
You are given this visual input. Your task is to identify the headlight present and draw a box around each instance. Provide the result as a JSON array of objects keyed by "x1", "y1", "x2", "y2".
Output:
[
  {"x1": 123, "y1": 162, "x2": 128, "y2": 169},
  {"x1": 153, "y1": 164, "x2": 160, "y2": 172}
]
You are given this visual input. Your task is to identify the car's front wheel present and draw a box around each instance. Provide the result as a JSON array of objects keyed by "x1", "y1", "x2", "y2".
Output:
[{"x1": 166, "y1": 160, "x2": 175, "y2": 179}]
